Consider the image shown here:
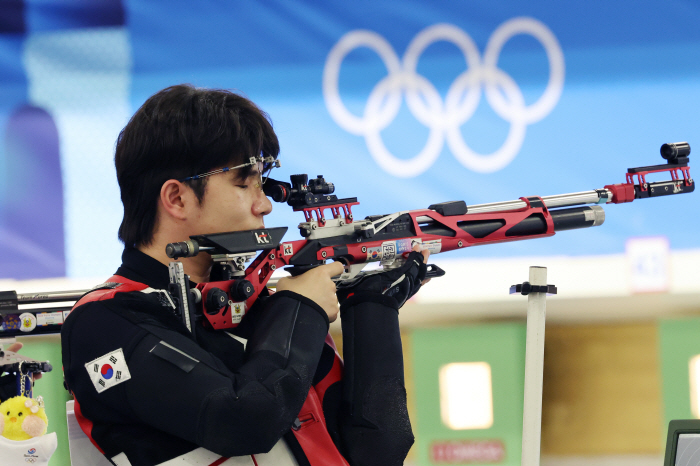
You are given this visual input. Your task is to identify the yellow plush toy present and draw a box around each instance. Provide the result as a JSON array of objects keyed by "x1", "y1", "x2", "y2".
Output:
[{"x1": 0, "y1": 396, "x2": 48, "y2": 440}]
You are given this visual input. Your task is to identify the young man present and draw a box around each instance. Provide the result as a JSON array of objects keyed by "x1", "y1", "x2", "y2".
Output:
[{"x1": 61, "y1": 85, "x2": 427, "y2": 466}]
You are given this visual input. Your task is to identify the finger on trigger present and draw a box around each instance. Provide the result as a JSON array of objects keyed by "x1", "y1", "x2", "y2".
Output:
[{"x1": 325, "y1": 261, "x2": 345, "y2": 277}]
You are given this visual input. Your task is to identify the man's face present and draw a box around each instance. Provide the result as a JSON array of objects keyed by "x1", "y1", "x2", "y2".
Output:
[{"x1": 189, "y1": 165, "x2": 272, "y2": 234}]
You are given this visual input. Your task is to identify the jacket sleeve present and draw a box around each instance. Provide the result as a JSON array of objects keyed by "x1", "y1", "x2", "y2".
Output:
[
  {"x1": 62, "y1": 290, "x2": 329, "y2": 458},
  {"x1": 337, "y1": 296, "x2": 415, "y2": 466}
]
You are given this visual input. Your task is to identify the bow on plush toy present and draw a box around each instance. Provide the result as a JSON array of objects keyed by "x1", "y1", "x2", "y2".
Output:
[{"x1": 0, "y1": 395, "x2": 48, "y2": 440}]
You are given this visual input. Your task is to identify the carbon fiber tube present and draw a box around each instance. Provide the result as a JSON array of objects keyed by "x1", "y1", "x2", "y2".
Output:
[{"x1": 551, "y1": 205, "x2": 605, "y2": 231}]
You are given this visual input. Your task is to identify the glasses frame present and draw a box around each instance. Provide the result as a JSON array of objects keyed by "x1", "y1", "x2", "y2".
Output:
[{"x1": 179, "y1": 155, "x2": 280, "y2": 186}]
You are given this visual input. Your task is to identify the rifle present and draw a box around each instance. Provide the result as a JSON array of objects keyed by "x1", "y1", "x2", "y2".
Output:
[{"x1": 0, "y1": 142, "x2": 694, "y2": 337}]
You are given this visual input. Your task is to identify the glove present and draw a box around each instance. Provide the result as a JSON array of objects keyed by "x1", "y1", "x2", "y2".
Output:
[{"x1": 336, "y1": 251, "x2": 428, "y2": 310}]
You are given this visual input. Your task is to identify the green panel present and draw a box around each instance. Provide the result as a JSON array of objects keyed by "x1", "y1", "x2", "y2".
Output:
[
  {"x1": 16, "y1": 335, "x2": 73, "y2": 466},
  {"x1": 658, "y1": 318, "x2": 700, "y2": 431},
  {"x1": 411, "y1": 322, "x2": 526, "y2": 466}
]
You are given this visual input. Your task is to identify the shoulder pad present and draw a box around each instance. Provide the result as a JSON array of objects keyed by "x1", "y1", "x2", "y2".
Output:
[{"x1": 73, "y1": 275, "x2": 149, "y2": 308}]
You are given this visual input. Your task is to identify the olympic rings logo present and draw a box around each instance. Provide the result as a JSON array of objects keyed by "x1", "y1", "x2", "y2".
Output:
[{"x1": 323, "y1": 18, "x2": 565, "y2": 176}]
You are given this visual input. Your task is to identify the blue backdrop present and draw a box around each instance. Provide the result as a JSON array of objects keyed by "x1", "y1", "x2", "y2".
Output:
[{"x1": 1, "y1": 0, "x2": 698, "y2": 279}]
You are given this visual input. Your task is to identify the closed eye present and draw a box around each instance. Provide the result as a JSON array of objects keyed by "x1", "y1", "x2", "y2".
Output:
[{"x1": 236, "y1": 179, "x2": 261, "y2": 190}]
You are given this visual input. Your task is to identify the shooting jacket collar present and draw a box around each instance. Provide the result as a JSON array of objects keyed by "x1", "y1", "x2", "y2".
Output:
[{"x1": 116, "y1": 248, "x2": 198, "y2": 291}]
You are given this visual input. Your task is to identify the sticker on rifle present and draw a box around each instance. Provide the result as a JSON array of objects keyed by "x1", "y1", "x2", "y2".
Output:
[
  {"x1": 381, "y1": 242, "x2": 397, "y2": 265},
  {"x1": 19, "y1": 313, "x2": 36, "y2": 332},
  {"x1": 37, "y1": 311, "x2": 63, "y2": 326},
  {"x1": 85, "y1": 348, "x2": 131, "y2": 394},
  {"x1": 396, "y1": 238, "x2": 414, "y2": 254},
  {"x1": 283, "y1": 243, "x2": 294, "y2": 256},
  {"x1": 230, "y1": 301, "x2": 247, "y2": 325},
  {"x1": 423, "y1": 239, "x2": 442, "y2": 254},
  {"x1": 367, "y1": 247, "x2": 381, "y2": 261}
]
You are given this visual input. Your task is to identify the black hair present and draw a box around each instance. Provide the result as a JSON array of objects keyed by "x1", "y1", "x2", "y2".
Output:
[{"x1": 115, "y1": 84, "x2": 279, "y2": 247}]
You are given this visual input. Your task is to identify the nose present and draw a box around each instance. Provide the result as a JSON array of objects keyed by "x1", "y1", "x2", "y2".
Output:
[
  {"x1": 10, "y1": 417, "x2": 17, "y2": 423},
  {"x1": 255, "y1": 187, "x2": 273, "y2": 217}
]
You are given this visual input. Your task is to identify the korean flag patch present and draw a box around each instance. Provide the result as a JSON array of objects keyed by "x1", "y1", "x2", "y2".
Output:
[{"x1": 85, "y1": 348, "x2": 132, "y2": 393}]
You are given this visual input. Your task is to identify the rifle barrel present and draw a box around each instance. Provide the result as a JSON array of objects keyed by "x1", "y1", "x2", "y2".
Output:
[
  {"x1": 463, "y1": 189, "x2": 611, "y2": 214},
  {"x1": 17, "y1": 290, "x2": 87, "y2": 304}
]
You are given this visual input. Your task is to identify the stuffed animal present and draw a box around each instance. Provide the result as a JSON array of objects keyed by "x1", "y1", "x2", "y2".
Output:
[{"x1": 0, "y1": 395, "x2": 48, "y2": 440}]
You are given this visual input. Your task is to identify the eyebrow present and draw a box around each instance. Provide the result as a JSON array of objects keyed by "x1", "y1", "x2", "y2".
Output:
[{"x1": 233, "y1": 167, "x2": 260, "y2": 182}]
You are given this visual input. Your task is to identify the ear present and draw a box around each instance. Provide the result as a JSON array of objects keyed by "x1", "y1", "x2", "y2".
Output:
[{"x1": 160, "y1": 180, "x2": 194, "y2": 221}]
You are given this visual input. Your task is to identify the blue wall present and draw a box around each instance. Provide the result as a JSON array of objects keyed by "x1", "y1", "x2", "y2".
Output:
[{"x1": 1, "y1": 0, "x2": 699, "y2": 279}]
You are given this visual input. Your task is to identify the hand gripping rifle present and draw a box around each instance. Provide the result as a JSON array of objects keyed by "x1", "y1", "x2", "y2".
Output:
[{"x1": 0, "y1": 142, "x2": 694, "y2": 337}]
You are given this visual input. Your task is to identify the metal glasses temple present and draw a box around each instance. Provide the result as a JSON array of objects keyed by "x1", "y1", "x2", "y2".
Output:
[{"x1": 180, "y1": 155, "x2": 280, "y2": 183}]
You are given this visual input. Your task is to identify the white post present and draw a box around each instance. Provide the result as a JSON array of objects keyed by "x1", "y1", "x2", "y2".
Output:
[{"x1": 521, "y1": 266, "x2": 547, "y2": 466}]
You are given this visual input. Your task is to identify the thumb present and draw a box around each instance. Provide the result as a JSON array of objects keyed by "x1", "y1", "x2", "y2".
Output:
[
  {"x1": 412, "y1": 243, "x2": 430, "y2": 263},
  {"x1": 7, "y1": 342, "x2": 23, "y2": 352}
]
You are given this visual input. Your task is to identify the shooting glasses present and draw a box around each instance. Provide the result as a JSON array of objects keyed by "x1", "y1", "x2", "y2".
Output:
[{"x1": 180, "y1": 154, "x2": 280, "y2": 186}]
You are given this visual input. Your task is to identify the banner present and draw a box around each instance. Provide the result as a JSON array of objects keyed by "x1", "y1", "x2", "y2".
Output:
[{"x1": 1, "y1": 0, "x2": 698, "y2": 278}]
